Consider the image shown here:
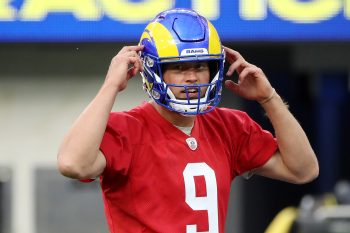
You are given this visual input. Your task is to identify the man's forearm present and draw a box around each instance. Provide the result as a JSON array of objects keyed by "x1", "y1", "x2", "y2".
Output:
[
  {"x1": 57, "y1": 82, "x2": 118, "y2": 178},
  {"x1": 261, "y1": 92, "x2": 319, "y2": 182}
]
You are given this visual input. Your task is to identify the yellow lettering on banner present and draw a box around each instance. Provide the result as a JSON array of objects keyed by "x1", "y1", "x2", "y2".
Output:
[
  {"x1": 269, "y1": 0, "x2": 342, "y2": 23},
  {"x1": 240, "y1": 0, "x2": 267, "y2": 20},
  {"x1": 345, "y1": 0, "x2": 350, "y2": 19},
  {"x1": 100, "y1": 0, "x2": 174, "y2": 23},
  {"x1": 0, "y1": 0, "x2": 16, "y2": 20},
  {"x1": 192, "y1": 0, "x2": 219, "y2": 19},
  {"x1": 19, "y1": 0, "x2": 101, "y2": 21}
]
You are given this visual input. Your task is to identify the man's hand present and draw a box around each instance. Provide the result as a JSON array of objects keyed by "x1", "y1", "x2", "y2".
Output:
[
  {"x1": 223, "y1": 46, "x2": 274, "y2": 103},
  {"x1": 105, "y1": 45, "x2": 144, "y2": 92}
]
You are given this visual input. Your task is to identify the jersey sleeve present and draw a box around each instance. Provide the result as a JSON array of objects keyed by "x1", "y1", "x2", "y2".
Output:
[
  {"x1": 100, "y1": 112, "x2": 140, "y2": 178},
  {"x1": 232, "y1": 111, "x2": 278, "y2": 176}
]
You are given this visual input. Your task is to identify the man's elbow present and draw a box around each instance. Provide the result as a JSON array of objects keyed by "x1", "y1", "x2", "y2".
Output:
[
  {"x1": 58, "y1": 158, "x2": 78, "y2": 178},
  {"x1": 57, "y1": 155, "x2": 89, "y2": 179},
  {"x1": 295, "y1": 162, "x2": 319, "y2": 184}
]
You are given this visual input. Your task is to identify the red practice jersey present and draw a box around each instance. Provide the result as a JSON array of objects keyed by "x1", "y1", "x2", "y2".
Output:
[{"x1": 99, "y1": 102, "x2": 277, "y2": 233}]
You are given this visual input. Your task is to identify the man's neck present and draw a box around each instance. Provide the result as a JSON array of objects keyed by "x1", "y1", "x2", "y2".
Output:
[{"x1": 150, "y1": 101, "x2": 196, "y2": 127}]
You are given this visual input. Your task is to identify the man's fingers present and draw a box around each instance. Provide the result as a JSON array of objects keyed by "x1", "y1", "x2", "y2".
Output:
[
  {"x1": 223, "y1": 46, "x2": 243, "y2": 63},
  {"x1": 238, "y1": 66, "x2": 259, "y2": 82},
  {"x1": 124, "y1": 50, "x2": 143, "y2": 72},
  {"x1": 120, "y1": 45, "x2": 144, "y2": 53},
  {"x1": 226, "y1": 62, "x2": 238, "y2": 76},
  {"x1": 224, "y1": 80, "x2": 240, "y2": 95},
  {"x1": 226, "y1": 60, "x2": 250, "y2": 76},
  {"x1": 123, "y1": 50, "x2": 139, "y2": 58},
  {"x1": 127, "y1": 57, "x2": 143, "y2": 78},
  {"x1": 223, "y1": 47, "x2": 250, "y2": 76}
]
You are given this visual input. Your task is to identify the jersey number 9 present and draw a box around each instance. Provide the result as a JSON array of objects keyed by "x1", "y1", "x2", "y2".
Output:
[{"x1": 183, "y1": 162, "x2": 219, "y2": 233}]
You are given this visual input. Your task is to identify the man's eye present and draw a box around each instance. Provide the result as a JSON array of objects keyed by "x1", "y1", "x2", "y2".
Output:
[
  {"x1": 195, "y1": 63, "x2": 207, "y2": 69},
  {"x1": 173, "y1": 65, "x2": 183, "y2": 71}
]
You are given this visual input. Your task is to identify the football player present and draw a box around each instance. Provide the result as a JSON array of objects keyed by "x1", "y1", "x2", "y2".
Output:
[{"x1": 57, "y1": 8, "x2": 319, "y2": 233}]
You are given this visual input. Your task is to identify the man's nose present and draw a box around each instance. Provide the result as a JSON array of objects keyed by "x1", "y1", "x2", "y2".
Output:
[{"x1": 184, "y1": 69, "x2": 198, "y2": 83}]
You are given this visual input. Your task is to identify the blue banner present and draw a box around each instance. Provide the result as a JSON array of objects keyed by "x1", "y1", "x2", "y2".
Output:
[{"x1": 0, "y1": 0, "x2": 350, "y2": 42}]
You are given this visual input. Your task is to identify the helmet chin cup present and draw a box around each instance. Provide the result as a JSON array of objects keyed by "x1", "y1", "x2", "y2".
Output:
[
  {"x1": 139, "y1": 8, "x2": 225, "y2": 115},
  {"x1": 169, "y1": 102, "x2": 209, "y2": 115}
]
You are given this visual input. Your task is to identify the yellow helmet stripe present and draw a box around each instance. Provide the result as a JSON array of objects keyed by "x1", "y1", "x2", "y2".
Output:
[
  {"x1": 140, "y1": 22, "x2": 179, "y2": 58},
  {"x1": 140, "y1": 30, "x2": 152, "y2": 43},
  {"x1": 207, "y1": 20, "x2": 221, "y2": 54}
]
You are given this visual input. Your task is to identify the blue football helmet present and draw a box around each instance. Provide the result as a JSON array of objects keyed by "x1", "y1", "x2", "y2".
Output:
[{"x1": 139, "y1": 8, "x2": 225, "y2": 115}]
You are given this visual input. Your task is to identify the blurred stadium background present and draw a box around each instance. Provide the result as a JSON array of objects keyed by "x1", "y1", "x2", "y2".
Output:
[{"x1": 0, "y1": 1, "x2": 350, "y2": 233}]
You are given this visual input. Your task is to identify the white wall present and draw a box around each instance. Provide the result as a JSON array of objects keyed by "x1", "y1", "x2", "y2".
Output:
[{"x1": 0, "y1": 76, "x2": 146, "y2": 233}]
